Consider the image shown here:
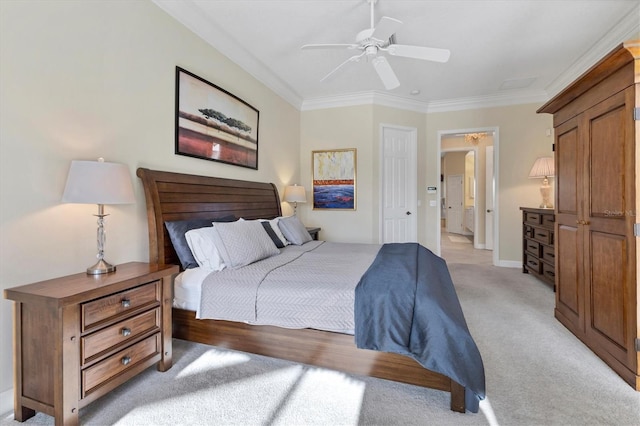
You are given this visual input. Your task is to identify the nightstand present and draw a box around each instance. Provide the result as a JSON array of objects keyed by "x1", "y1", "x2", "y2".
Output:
[
  {"x1": 4, "y1": 262, "x2": 179, "y2": 425},
  {"x1": 306, "y1": 227, "x2": 321, "y2": 240}
]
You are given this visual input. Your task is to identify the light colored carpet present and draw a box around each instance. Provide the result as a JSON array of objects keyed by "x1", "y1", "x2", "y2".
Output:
[
  {"x1": 2, "y1": 264, "x2": 639, "y2": 425},
  {"x1": 448, "y1": 235, "x2": 472, "y2": 244}
]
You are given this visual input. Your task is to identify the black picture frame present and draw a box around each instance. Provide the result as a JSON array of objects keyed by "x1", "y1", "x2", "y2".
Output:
[{"x1": 175, "y1": 67, "x2": 259, "y2": 169}]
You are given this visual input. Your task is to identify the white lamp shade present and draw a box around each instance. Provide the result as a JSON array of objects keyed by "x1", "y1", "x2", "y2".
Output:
[
  {"x1": 528, "y1": 157, "x2": 555, "y2": 178},
  {"x1": 283, "y1": 185, "x2": 307, "y2": 203},
  {"x1": 62, "y1": 160, "x2": 135, "y2": 204}
]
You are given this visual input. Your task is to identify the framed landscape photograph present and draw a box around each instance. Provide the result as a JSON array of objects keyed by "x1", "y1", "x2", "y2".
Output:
[
  {"x1": 312, "y1": 149, "x2": 356, "y2": 210},
  {"x1": 175, "y1": 67, "x2": 259, "y2": 169}
]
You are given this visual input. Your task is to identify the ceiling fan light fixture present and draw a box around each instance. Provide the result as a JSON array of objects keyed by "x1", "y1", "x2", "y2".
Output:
[{"x1": 301, "y1": 0, "x2": 450, "y2": 90}]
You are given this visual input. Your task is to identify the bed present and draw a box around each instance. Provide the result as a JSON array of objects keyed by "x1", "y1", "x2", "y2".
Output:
[{"x1": 137, "y1": 167, "x2": 484, "y2": 413}]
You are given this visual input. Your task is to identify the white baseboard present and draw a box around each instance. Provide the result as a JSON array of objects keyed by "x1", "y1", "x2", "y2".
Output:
[
  {"x1": 497, "y1": 260, "x2": 522, "y2": 268},
  {"x1": 0, "y1": 387, "x2": 13, "y2": 418}
]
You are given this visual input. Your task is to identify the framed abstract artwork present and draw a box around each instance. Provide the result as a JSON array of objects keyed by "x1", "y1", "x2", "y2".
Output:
[
  {"x1": 312, "y1": 148, "x2": 356, "y2": 210},
  {"x1": 175, "y1": 67, "x2": 259, "y2": 169}
]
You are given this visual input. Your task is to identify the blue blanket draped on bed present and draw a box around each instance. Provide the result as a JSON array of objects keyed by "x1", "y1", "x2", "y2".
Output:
[{"x1": 354, "y1": 243, "x2": 485, "y2": 412}]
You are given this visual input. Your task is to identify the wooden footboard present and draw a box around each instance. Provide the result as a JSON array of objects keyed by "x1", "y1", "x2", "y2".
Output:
[{"x1": 172, "y1": 308, "x2": 466, "y2": 413}]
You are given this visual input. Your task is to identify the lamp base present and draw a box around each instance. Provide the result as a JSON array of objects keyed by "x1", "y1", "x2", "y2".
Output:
[
  {"x1": 87, "y1": 259, "x2": 116, "y2": 275},
  {"x1": 539, "y1": 178, "x2": 554, "y2": 209}
]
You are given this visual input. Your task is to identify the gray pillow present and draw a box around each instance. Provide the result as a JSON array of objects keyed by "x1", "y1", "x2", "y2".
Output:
[
  {"x1": 210, "y1": 220, "x2": 280, "y2": 269},
  {"x1": 278, "y1": 215, "x2": 312, "y2": 245},
  {"x1": 165, "y1": 215, "x2": 236, "y2": 269}
]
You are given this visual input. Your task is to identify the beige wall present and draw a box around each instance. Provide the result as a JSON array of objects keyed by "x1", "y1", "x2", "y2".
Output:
[
  {"x1": 299, "y1": 104, "x2": 427, "y2": 244},
  {"x1": 0, "y1": 0, "x2": 300, "y2": 402}
]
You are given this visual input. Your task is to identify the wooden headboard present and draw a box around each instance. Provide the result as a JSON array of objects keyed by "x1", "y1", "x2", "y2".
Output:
[{"x1": 137, "y1": 168, "x2": 282, "y2": 266}]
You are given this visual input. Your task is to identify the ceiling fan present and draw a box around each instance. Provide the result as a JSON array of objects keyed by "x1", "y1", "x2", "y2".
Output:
[{"x1": 301, "y1": 0, "x2": 450, "y2": 90}]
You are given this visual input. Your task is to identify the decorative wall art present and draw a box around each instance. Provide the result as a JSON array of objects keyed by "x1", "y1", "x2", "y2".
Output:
[
  {"x1": 175, "y1": 67, "x2": 259, "y2": 169},
  {"x1": 312, "y1": 149, "x2": 356, "y2": 210}
]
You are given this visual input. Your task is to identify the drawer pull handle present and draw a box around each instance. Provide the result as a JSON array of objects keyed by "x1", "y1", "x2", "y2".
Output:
[
  {"x1": 121, "y1": 356, "x2": 131, "y2": 366},
  {"x1": 121, "y1": 327, "x2": 131, "y2": 337},
  {"x1": 121, "y1": 299, "x2": 131, "y2": 308},
  {"x1": 536, "y1": 233, "x2": 546, "y2": 237}
]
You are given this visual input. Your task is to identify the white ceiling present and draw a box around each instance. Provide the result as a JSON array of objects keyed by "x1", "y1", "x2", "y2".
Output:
[{"x1": 154, "y1": 0, "x2": 640, "y2": 112}]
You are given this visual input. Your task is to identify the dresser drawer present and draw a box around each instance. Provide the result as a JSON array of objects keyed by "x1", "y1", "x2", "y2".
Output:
[
  {"x1": 82, "y1": 281, "x2": 160, "y2": 331},
  {"x1": 532, "y1": 228, "x2": 553, "y2": 245},
  {"x1": 542, "y1": 244, "x2": 555, "y2": 263},
  {"x1": 524, "y1": 254, "x2": 541, "y2": 274},
  {"x1": 82, "y1": 333, "x2": 160, "y2": 397},
  {"x1": 524, "y1": 212, "x2": 542, "y2": 225},
  {"x1": 525, "y1": 240, "x2": 541, "y2": 256},
  {"x1": 81, "y1": 308, "x2": 160, "y2": 365},
  {"x1": 541, "y1": 214, "x2": 555, "y2": 228},
  {"x1": 542, "y1": 262, "x2": 555, "y2": 282}
]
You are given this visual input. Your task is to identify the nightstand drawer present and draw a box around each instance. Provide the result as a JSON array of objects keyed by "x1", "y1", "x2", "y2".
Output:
[
  {"x1": 82, "y1": 281, "x2": 160, "y2": 331},
  {"x1": 82, "y1": 308, "x2": 160, "y2": 365},
  {"x1": 82, "y1": 333, "x2": 160, "y2": 397}
]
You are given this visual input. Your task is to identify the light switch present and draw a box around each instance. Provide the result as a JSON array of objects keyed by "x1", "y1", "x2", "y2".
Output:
[{"x1": 429, "y1": 200, "x2": 437, "y2": 207}]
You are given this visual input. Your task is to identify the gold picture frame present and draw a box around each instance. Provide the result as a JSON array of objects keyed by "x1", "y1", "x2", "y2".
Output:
[{"x1": 312, "y1": 149, "x2": 356, "y2": 210}]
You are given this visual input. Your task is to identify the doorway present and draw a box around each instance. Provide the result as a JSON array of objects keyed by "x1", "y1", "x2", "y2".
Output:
[{"x1": 438, "y1": 128, "x2": 498, "y2": 266}]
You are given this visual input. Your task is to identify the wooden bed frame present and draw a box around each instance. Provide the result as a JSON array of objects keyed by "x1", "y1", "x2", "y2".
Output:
[{"x1": 137, "y1": 167, "x2": 467, "y2": 413}]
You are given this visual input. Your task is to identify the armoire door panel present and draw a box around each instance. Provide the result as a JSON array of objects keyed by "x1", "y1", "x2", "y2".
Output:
[
  {"x1": 589, "y1": 231, "x2": 627, "y2": 350},
  {"x1": 588, "y1": 103, "x2": 626, "y2": 218},
  {"x1": 556, "y1": 224, "x2": 581, "y2": 328},
  {"x1": 556, "y1": 124, "x2": 579, "y2": 215}
]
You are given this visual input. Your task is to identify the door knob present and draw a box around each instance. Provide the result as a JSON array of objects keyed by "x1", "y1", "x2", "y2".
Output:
[
  {"x1": 406, "y1": 211, "x2": 412, "y2": 215},
  {"x1": 487, "y1": 209, "x2": 493, "y2": 213}
]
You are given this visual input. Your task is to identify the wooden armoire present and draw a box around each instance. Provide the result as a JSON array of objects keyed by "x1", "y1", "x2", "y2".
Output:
[{"x1": 538, "y1": 40, "x2": 639, "y2": 391}]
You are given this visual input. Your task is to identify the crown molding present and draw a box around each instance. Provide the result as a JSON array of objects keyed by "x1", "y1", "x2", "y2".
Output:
[
  {"x1": 545, "y1": 3, "x2": 640, "y2": 98},
  {"x1": 152, "y1": 0, "x2": 303, "y2": 109},
  {"x1": 301, "y1": 89, "x2": 549, "y2": 113},
  {"x1": 154, "y1": 0, "x2": 638, "y2": 115},
  {"x1": 425, "y1": 89, "x2": 549, "y2": 113}
]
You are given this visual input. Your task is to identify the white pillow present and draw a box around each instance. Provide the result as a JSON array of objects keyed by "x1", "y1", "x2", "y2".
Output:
[
  {"x1": 278, "y1": 215, "x2": 312, "y2": 245},
  {"x1": 184, "y1": 227, "x2": 226, "y2": 271},
  {"x1": 260, "y1": 217, "x2": 289, "y2": 246},
  {"x1": 210, "y1": 220, "x2": 280, "y2": 269}
]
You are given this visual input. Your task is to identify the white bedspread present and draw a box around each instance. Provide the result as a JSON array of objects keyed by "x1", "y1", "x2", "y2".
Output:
[{"x1": 197, "y1": 241, "x2": 381, "y2": 334}]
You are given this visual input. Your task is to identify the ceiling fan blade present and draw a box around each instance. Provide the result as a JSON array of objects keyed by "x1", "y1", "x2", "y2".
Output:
[
  {"x1": 371, "y1": 16, "x2": 402, "y2": 42},
  {"x1": 387, "y1": 44, "x2": 451, "y2": 63},
  {"x1": 372, "y1": 56, "x2": 400, "y2": 90},
  {"x1": 320, "y1": 52, "x2": 366, "y2": 83},
  {"x1": 302, "y1": 43, "x2": 359, "y2": 50}
]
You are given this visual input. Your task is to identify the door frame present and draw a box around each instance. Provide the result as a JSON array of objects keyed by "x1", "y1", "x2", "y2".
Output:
[
  {"x1": 437, "y1": 127, "x2": 499, "y2": 266},
  {"x1": 379, "y1": 123, "x2": 418, "y2": 243}
]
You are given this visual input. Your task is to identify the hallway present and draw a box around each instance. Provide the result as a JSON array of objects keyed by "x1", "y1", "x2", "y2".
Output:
[{"x1": 440, "y1": 231, "x2": 493, "y2": 266}]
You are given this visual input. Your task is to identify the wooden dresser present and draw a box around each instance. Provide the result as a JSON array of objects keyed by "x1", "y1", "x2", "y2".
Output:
[
  {"x1": 537, "y1": 40, "x2": 639, "y2": 391},
  {"x1": 520, "y1": 207, "x2": 555, "y2": 288},
  {"x1": 4, "y1": 262, "x2": 179, "y2": 425}
]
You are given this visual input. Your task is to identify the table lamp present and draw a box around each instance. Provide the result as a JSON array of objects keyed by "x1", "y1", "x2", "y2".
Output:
[
  {"x1": 62, "y1": 158, "x2": 135, "y2": 274},
  {"x1": 528, "y1": 157, "x2": 555, "y2": 209},
  {"x1": 283, "y1": 184, "x2": 306, "y2": 215}
]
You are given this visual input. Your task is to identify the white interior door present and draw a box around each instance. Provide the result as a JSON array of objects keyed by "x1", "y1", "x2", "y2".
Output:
[
  {"x1": 446, "y1": 175, "x2": 464, "y2": 234},
  {"x1": 381, "y1": 125, "x2": 417, "y2": 243},
  {"x1": 485, "y1": 146, "x2": 494, "y2": 250}
]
